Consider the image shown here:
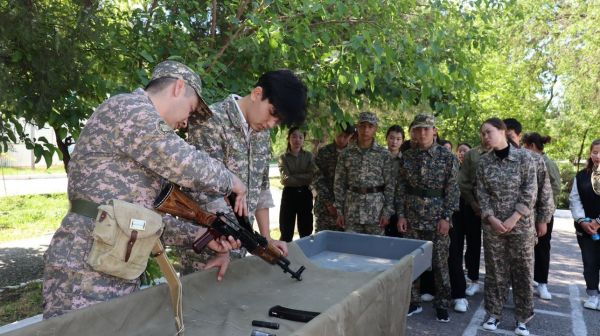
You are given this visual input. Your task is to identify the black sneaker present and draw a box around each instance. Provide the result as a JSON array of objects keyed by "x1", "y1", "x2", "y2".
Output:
[
  {"x1": 436, "y1": 308, "x2": 450, "y2": 323},
  {"x1": 407, "y1": 304, "x2": 422, "y2": 316}
]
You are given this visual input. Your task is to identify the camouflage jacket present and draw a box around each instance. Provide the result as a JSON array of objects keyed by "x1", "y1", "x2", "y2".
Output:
[
  {"x1": 395, "y1": 143, "x2": 460, "y2": 231},
  {"x1": 476, "y1": 145, "x2": 537, "y2": 235},
  {"x1": 531, "y1": 151, "x2": 556, "y2": 224},
  {"x1": 333, "y1": 141, "x2": 394, "y2": 223},
  {"x1": 458, "y1": 145, "x2": 489, "y2": 207},
  {"x1": 313, "y1": 143, "x2": 343, "y2": 205},
  {"x1": 45, "y1": 89, "x2": 233, "y2": 272},
  {"x1": 187, "y1": 94, "x2": 273, "y2": 218},
  {"x1": 543, "y1": 153, "x2": 561, "y2": 205}
]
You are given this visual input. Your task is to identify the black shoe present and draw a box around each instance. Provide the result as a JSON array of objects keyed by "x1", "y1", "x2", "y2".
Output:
[
  {"x1": 407, "y1": 304, "x2": 423, "y2": 316},
  {"x1": 436, "y1": 308, "x2": 450, "y2": 323}
]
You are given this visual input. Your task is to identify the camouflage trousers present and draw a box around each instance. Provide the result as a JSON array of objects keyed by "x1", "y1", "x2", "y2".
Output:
[
  {"x1": 176, "y1": 247, "x2": 247, "y2": 276},
  {"x1": 42, "y1": 265, "x2": 138, "y2": 319},
  {"x1": 483, "y1": 229, "x2": 535, "y2": 323},
  {"x1": 346, "y1": 223, "x2": 382, "y2": 235},
  {"x1": 314, "y1": 200, "x2": 344, "y2": 232},
  {"x1": 406, "y1": 229, "x2": 451, "y2": 309}
]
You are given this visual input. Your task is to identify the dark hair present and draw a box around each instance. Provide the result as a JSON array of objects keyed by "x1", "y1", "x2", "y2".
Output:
[
  {"x1": 256, "y1": 70, "x2": 307, "y2": 127},
  {"x1": 337, "y1": 122, "x2": 356, "y2": 135},
  {"x1": 457, "y1": 142, "x2": 472, "y2": 150},
  {"x1": 586, "y1": 139, "x2": 600, "y2": 172},
  {"x1": 386, "y1": 125, "x2": 405, "y2": 139},
  {"x1": 523, "y1": 132, "x2": 552, "y2": 151},
  {"x1": 438, "y1": 139, "x2": 453, "y2": 150},
  {"x1": 400, "y1": 140, "x2": 412, "y2": 152},
  {"x1": 481, "y1": 118, "x2": 518, "y2": 147},
  {"x1": 286, "y1": 126, "x2": 306, "y2": 152},
  {"x1": 503, "y1": 118, "x2": 522, "y2": 135}
]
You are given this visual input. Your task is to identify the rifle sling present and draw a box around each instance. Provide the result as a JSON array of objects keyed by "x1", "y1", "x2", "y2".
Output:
[{"x1": 268, "y1": 305, "x2": 320, "y2": 323}]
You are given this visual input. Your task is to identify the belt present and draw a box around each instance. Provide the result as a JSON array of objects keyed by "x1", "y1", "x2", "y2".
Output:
[
  {"x1": 350, "y1": 186, "x2": 384, "y2": 194},
  {"x1": 406, "y1": 185, "x2": 444, "y2": 198},
  {"x1": 70, "y1": 199, "x2": 101, "y2": 218}
]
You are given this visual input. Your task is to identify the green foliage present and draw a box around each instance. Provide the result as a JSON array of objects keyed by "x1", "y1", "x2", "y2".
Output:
[{"x1": 0, "y1": 281, "x2": 43, "y2": 326}]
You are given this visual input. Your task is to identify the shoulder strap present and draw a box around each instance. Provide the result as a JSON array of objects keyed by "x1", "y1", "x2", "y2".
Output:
[{"x1": 152, "y1": 241, "x2": 184, "y2": 335}]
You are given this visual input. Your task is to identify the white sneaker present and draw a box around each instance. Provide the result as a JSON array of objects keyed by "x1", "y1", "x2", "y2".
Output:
[
  {"x1": 453, "y1": 298, "x2": 468, "y2": 312},
  {"x1": 515, "y1": 322, "x2": 530, "y2": 336},
  {"x1": 584, "y1": 295, "x2": 599, "y2": 309},
  {"x1": 482, "y1": 317, "x2": 500, "y2": 331},
  {"x1": 537, "y1": 284, "x2": 552, "y2": 300},
  {"x1": 532, "y1": 280, "x2": 538, "y2": 287},
  {"x1": 421, "y1": 293, "x2": 435, "y2": 302},
  {"x1": 465, "y1": 282, "x2": 480, "y2": 296}
]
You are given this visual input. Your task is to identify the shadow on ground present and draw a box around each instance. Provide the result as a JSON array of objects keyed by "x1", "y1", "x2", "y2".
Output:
[{"x1": 0, "y1": 247, "x2": 46, "y2": 287}]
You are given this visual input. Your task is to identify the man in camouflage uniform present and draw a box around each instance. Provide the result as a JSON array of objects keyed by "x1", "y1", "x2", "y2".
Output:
[
  {"x1": 333, "y1": 112, "x2": 393, "y2": 234},
  {"x1": 396, "y1": 113, "x2": 459, "y2": 322},
  {"x1": 176, "y1": 70, "x2": 308, "y2": 275},
  {"x1": 42, "y1": 61, "x2": 246, "y2": 318},
  {"x1": 313, "y1": 124, "x2": 356, "y2": 232}
]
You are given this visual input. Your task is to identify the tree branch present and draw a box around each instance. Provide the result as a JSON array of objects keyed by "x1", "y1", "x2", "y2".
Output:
[{"x1": 211, "y1": 0, "x2": 217, "y2": 39}]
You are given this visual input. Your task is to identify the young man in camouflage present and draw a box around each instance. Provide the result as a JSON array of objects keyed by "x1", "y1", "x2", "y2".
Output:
[
  {"x1": 42, "y1": 61, "x2": 247, "y2": 318},
  {"x1": 333, "y1": 112, "x2": 394, "y2": 234},
  {"x1": 313, "y1": 124, "x2": 356, "y2": 232},
  {"x1": 177, "y1": 70, "x2": 308, "y2": 275},
  {"x1": 396, "y1": 113, "x2": 460, "y2": 323}
]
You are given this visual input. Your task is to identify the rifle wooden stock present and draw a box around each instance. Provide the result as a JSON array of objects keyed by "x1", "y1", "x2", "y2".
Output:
[{"x1": 153, "y1": 183, "x2": 305, "y2": 280}]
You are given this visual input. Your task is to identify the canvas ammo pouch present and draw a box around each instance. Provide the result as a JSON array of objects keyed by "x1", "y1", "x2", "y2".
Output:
[{"x1": 86, "y1": 199, "x2": 164, "y2": 280}]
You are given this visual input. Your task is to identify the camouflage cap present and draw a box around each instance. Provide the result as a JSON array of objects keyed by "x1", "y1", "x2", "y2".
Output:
[
  {"x1": 358, "y1": 111, "x2": 378, "y2": 126},
  {"x1": 410, "y1": 113, "x2": 436, "y2": 130},
  {"x1": 151, "y1": 60, "x2": 212, "y2": 117}
]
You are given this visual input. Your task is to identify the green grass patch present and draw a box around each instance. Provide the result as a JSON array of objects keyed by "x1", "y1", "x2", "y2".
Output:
[
  {"x1": 0, "y1": 193, "x2": 67, "y2": 243},
  {"x1": 0, "y1": 281, "x2": 43, "y2": 326},
  {"x1": 0, "y1": 166, "x2": 65, "y2": 176}
]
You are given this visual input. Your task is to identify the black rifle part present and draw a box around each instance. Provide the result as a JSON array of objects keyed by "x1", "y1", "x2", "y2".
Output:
[
  {"x1": 251, "y1": 320, "x2": 279, "y2": 329},
  {"x1": 268, "y1": 305, "x2": 320, "y2": 323}
]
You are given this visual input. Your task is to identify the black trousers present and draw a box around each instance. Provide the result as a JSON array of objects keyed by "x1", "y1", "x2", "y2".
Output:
[
  {"x1": 534, "y1": 216, "x2": 554, "y2": 284},
  {"x1": 449, "y1": 213, "x2": 466, "y2": 299},
  {"x1": 577, "y1": 231, "x2": 600, "y2": 294},
  {"x1": 279, "y1": 186, "x2": 313, "y2": 242},
  {"x1": 462, "y1": 201, "x2": 482, "y2": 282}
]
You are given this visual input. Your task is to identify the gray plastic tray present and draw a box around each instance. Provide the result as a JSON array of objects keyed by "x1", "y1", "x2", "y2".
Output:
[{"x1": 295, "y1": 230, "x2": 433, "y2": 281}]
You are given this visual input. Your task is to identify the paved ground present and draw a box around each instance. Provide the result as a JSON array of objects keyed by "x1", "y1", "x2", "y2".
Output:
[{"x1": 2, "y1": 174, "x2": 600, "y2": 335}]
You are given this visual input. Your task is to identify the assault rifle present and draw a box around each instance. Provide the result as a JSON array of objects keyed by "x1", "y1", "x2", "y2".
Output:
[{"x1": 153, "y1": 183, "x2": 305, "y2": 281}]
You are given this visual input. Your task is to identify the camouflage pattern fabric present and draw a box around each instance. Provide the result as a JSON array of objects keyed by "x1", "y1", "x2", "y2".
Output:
[
  {"x1": 482, "y1": 228, "x2": 536, "y2": 323},
  {"x1": 405, "y1": 229, "x2": 451, "y2": 309},
  {"x1": 476, "y1": 145, "x2": 538, "y2": 235},
  {"x1": 476, "y1": 145, "x2": 537, "y2": 323},
  {"x1": 530, "y1": 151, "x2": 556, "y2": 224},
  {"x1": 43, "y1": 89, "x2": 234, "y2": 318},
  {"x1": 313, "y1": 143, "x2": 345, "y2": 232},
  {"x1": 592, "y1": 165, "x2": 600, "y2": 196},
  {"x1": 333, "y1": 141, "x2": 393, "y2": 232},
  {"x1": 175, "y1": 95, "x2": 274, "y2": 274},
  {"x1": 395, "y1": 143, "x2": 460, "y2": 231}
]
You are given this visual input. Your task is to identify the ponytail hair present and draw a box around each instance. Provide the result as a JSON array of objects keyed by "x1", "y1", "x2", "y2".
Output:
[{"x1": 523, "y1": 132, "x2": 552, "y2": 151}]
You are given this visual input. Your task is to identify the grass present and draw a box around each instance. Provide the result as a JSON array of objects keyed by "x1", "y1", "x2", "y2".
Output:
[
  {"x1": 0, "y1": 166, "x2": 65, "y2": 176},
  {"x1": 269, "y1": 177, "x2": 283, "y2": 190},
  {"x1": 0, "y1": 193, "x2": 67, "y2": 243},
  {"x1": 0, "y1": 282, "x2": 43, "y2": 326}
]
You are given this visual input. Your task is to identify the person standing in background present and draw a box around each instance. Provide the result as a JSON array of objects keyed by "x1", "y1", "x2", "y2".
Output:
[
  {"x1": 384, "y1": 125, "x2": 405, "y2": 238},
  {"x1": 523, "y1": 132, "x2": 560, "y2": 300},
  {"x1": 278, "y1": 127, "x2": 316, "y2": 242}
]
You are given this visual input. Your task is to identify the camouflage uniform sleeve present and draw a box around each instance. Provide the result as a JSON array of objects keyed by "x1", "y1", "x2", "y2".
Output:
[
  {"x1": 256, "y1": 157, "x2": 274, "y2": 209},
  {"x1": 114, "y1": 110, "x2": 233, "y2": 196},
  {"x1": 333, "y1": 150, "x2": 348, "y2": 215},
  {"x1": 382, "y1": 153, "x2": 394, "y2": 218},
  {"x1": 476, "y1": 158, "x2": 494, "y2": 219},
  {"x1": 395, "y1": 157, "x2": 406, "y2": 218},
  {"x1": 161, "y1": 214, "x2": 198, "y2": 247},
  {"x1": 515, "y1": 151, "x2": 538, "y2": 217},
  {"x1": 313, "y1": 148, "x2": 334, "y2": 201},
  {"x1": 535, "y1": 157, "x2": 556, "y2": 224},
  {"x1": 443, "y1": 154, "x2": 461, "y2": 218},
  {"x1": 459, "y1": 150, "x2": 477, "y2": 206}
]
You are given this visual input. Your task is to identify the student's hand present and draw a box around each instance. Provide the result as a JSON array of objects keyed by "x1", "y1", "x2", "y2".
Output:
[
  {"x1": 336, "y1": 215, "x2": 346, "y2": 229},
  {"x1": 502, "y1": 213, "x2": 521, "y2": 233},
  {"x1": 326, "y1": 203, "x2": 338, "y2": 217},
  {"x1": 397, "y1": 217, "x2": 408, "y2": 233},
  {"x1": 230, "y1": 175, "x2": 248, "y2": 217},
  {"x1": 437, "y1": 218, "x2": 450, "y2": 235},
  {"x1": 268, "y1": 238, "x2": 288, "y2": 257},
  {"x1": 202, "y1": 252, "x2": 231, "y2": 281},
  {"x1": 581, "y1": 220, "x2": 600, "y2": 236},
  {"x1": 206, "y1": 235, "x2": 241, "y2": 253},
  {"x1": 470, "y1": 201, "x2": 481, "y2": 217},
  {"x1": 488, "y1": 216, "x2": 507, "y2": 234},
  {"x1": 379, "y1": 216, "x2": 390, "y2": 228},
  {"x1": 536, "y1": 223, "x2": 548, "y2": 237}
]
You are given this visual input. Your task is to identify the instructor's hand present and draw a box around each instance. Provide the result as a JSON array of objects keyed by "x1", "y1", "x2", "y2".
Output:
[{"x1": 230, "y1": 175, "x2": 248, "y2": 217}]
